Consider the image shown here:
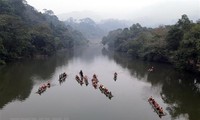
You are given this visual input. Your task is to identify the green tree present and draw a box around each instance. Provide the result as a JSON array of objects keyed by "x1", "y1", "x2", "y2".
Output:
[
  {"x1": 177, "y1": 14, "x2": 192, "y2": 31},
  {"x1": 174, "y1": 24, "x2": 200, "y2": 71},
  {"x1": 0, "y1": 0, "x2": 87, "y2": 64},
  {"x1": 166, "y1": 15, "x2": 192, "y2": 51},
  {"x1": 166, "y1": 26, "x2": 183, "y2": 51}
]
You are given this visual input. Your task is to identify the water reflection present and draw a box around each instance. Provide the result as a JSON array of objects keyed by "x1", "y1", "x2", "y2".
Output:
[
  {"x1": 0, "y1": 45, "x2": 200, "y2": 120},
  {"x1": 0, "y1": 51, "x2": 72, "y2": 109},
  {"x1": 103, "y1": 49, "x2": 200, "y2": 120},
  {"x1": 0, "y1": 63, "x2": 33, "y2": 109}
]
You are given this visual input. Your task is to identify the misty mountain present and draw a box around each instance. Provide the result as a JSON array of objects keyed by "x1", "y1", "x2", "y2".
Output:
[
  {"x1": 58, "y1": 11, "x2": 102, "y2": 22},
  {"x1": 99, "y1": 19, "x2": 133, "y2": 32},
  {"x1": 64, "y1": 17, "x2": 133, "y2": 40},
  {"x1": 64, "y1": 17, "x2": 105, "y2": 40}
]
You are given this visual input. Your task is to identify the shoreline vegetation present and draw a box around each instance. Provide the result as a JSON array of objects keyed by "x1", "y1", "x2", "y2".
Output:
[
  {"x1": 0, "y1": 0, "x2": 87, "y2": 65},
  {"x1": 1, "y1": 1, "x2": 200, "y2": 75},
  {"x1": 102, "y1": 14, "x2": 200, "y2": 73}
]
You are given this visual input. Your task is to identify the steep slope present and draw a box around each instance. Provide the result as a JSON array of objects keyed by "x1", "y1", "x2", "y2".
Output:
[{"x1": 0, "y1": 0, "x2": 87, "y2": 64}]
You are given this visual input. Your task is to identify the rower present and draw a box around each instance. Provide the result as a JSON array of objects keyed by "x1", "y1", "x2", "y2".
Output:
[
  {"x1": 47, "y1": 81, "x2": 51, "y2": 88},
  {"x1": 38, "y1": 86, "x2": 42, "y2": 92},
  {"x1": 42, "y1": 84, "x2": 46, "y2": 89},
  {"x1": 93, "y1": 74, "x2": 97, "y2": 79},
  {"x1": 105, "y1": 88, "x2": 108, "y2": 93},
  {"x1": 100, "y1": 85, "x2": 103, "y2": 88},
  {"x1": 148, "y1": 96, "x2": 153, "y2": 101},
  {"x1": 63, "y1": 72, "x2": 67, "y2": 77},
  {"x1": 114, "y1": 72, "x2": 117, "y2": 76},
  {"x1": 159, "y1": 107, "x2": 164, "y2": 114},
  {"x1": 79, "y1": 70, "x2": 83, "y2": 78},
  {"x1": 152, "y1": 99, "x2": 155, "y2": 105},
  {"x1": 114, "y1": 72, "x2": 117, "y2": 81}
]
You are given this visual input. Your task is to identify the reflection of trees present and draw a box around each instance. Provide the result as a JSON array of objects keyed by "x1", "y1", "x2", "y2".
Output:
[
  {"x1": 161, "y1": 73, "x2": 200, "y2": 120},
  {"x1": 0, "y1": 51, "x2": 72, "y2": 109},
  {"x1": 103, "y1": 50, "x2": 200, "y2": 120},
  {"x1": 0, "y1": 63, "x2": 33, "y2": 109},
  {"x1": 72, "y1": 44, "x2": 103, "y2": 63},
  {"x1": 147, "y1": 68, "x2": 200, "y2": 120},
  {"x1": 102, "y1": 48, "x2": 153, "y2": 80}
]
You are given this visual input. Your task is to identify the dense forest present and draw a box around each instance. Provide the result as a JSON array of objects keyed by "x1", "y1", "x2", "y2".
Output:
[
  {"x1": 0, "y1": 0, "x2": 87, "y2": 64},
  {"x1": 102, "y1": 15, "x2": 200, "y2": 72}
]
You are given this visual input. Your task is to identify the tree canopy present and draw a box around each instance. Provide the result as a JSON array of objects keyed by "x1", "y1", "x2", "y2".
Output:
[
  {"x1": 102, "y1": 14, "x2": 200, "y2": 72},
  {"x1": 0, "y1": 0, "x2": 87, "y2": 64}
]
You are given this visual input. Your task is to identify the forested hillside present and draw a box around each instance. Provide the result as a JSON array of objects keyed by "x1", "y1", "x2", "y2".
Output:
[
  {"x1": 0, "y1": 0, "x2": 87, "y2": 64},
  {"x1": 102, "y1": 15, "x2": 200, "y2": 72}
]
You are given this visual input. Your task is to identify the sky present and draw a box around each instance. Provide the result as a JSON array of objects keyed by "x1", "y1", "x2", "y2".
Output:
[{"x1": 26, "y1": 0, "x2": 200, "y2": 26}]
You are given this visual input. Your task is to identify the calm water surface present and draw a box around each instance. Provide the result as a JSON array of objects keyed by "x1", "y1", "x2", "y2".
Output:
[{"x1": 0, "y1": 44, "x2": 200, "y2": 120}]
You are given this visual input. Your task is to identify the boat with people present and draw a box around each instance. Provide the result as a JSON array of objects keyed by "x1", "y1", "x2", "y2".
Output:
[
  {"x1": 99, "y1": 84, "x2": 113, "y2": 99},
  {"x1": 36, "y1": 83, "x2": 50, "y2": 95},
  {"x1": 75, "y1": 75, "x2": 84, "y2": 85},
  {"x1": 91, "y1": 74, "x2": 99, "y2": 89},
  {"x1": 92, "y1": 79, "x2": 98, "y2": 89},
  {"x1": 148, "y1": 66, "x2": 154, "y2": 72},
  {"x1": 59, "y1": 72, "x2": 67, "y2": 84},
  {"x1": 148, "y1": 96, "x2": 166, "y2": 118},
  {"x1": 36, "y1": 86, "x2": 46, "y2": 95},
  {"x1": 114, "y1": 72, "x2": 117, "y2": 81}
]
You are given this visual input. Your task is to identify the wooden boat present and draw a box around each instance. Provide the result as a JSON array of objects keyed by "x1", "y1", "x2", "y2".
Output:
[
  {"x1": 92, "y1": 78, "x2": 98, "y2": 83},
  {"x1": 36, "y1": 82, "x2": 51, "y2": 95},
  {"x1": 36, "y1": 87, "x2": 46, "y2": 95},
  {"x1": 59, "y1": 76, "x2": 66, "y2": 85},
  {"x1": 148, "y1": 98, "x2": 166, "y2": 117},
  {"x1": 59, "y1": 76, "x2": 66, "y2": 81},
  {"x1": 113, "y1": 72, "x2": 117, "y2": 81},
  {"x1": 99, "y1": 85, "x2": 113, "y2": 99},
  {"x1": 59, "y1": 72, "x2": 67, "y2": 84}
]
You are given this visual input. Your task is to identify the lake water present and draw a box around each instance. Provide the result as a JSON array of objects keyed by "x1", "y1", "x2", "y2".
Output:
[{"x1": 0, "y1": 44, "x2": 200, "y2": 120}]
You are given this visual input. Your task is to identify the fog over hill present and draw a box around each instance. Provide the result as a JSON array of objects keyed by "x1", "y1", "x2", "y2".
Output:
[
  {"x1": 57, "y1": 10, "x2": 199, "y2": 28},
  {"x1": 64, "y1": 17, "x2": 133, "y2": 40},
  {"x1": 26, "y1": 0, "x2": 199, "y2": 27},
  {"x1": 58, "y1": 11, "x2": 102, "y2": 22}
]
